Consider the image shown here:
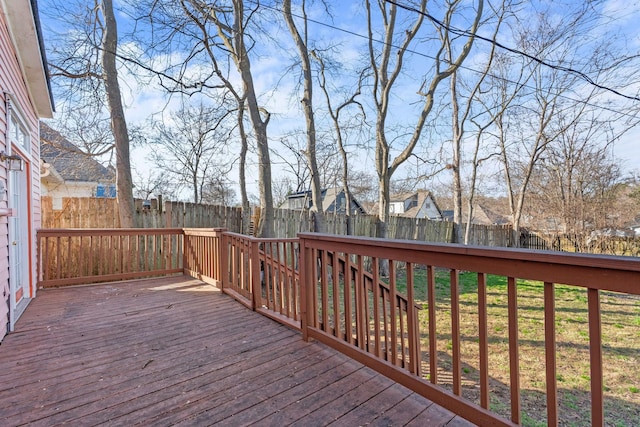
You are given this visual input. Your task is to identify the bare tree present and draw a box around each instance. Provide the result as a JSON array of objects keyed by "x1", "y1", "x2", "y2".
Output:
[
  {"x1": 132, "y1": 169, "x2": 177, "y2": 201},
  {"x1": 273, "y1": 134, "x2": 313, "y2": 194},
  {"x1": 366, "y1": 0, "x2": 483, "y2": 247},
  {"x1": 348, "y1": 170, "x2": 378, "y2": 212},
  {"x1": 313, "y1": 50, "x2": 366, "y2": 234},
  {"x1": 148, "y1": 100, "x2": 234, "y2": 204},
  {"x1": 445, "y1": 0, "x2": 512, "y2": 243},
  {"x1": 491, "y1": 4, "x2": 614, "y2": 244},
  {"x1": 236, "y1": 100, "x2": 252, "y2": 234},
  {"x1": 201, "y1": 175, "x2": 237, "y2": 206},
  {"x1": 187, "y1": 0, "x2": 275, "y2": 236},
  {"x1": 102, "y1": 0, "x2": 136, "y2": 227},
  {"x1": 128, "y1": 0, "x2": 275, "y2": 236},
  {"x1": 44, "y1": 0, "x2": 136, "y2": 227},
  {"x1": 282, "y1": 0, "x2": 325, "y2": 232},
  {"x1": 526, "y1": 112, "x2": 623, "y2": 237}
]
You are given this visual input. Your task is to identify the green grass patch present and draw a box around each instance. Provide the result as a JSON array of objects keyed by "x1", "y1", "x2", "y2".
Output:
[{"x1": 392, "y1": 267, "x2": 640, "y2": 426}]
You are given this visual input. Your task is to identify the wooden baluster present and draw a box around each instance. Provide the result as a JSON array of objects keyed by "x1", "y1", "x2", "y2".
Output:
[{"x1": 508, "y1": 276, "x2": 521, "y2": 424}]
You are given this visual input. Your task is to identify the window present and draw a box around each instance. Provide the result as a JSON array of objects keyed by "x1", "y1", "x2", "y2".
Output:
[{"x1": 8, "y1": 102, "x2": 30, "y2": 153}]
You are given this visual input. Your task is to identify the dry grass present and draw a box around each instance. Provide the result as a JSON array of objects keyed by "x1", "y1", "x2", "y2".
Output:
[{"x1": 400, "y1": 270, "x2": 640, "y2": 427}]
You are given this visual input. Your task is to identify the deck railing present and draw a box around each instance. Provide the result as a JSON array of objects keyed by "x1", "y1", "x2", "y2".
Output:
[
  {"x1": 220, "y1": 232, "x2": 302, "y2": 329},
  {"x1": 298, "y1": 232, "x2": 640, "y2": 427},
  {"x1": 36, "y1": 228, "x2": 640, "y2": 426},
  {"x1": 183, "y1": 228, "x2": 225, "y2": 285},
  {"x1": 37, "y1": 228, "x2": 184, "y2": 287}
]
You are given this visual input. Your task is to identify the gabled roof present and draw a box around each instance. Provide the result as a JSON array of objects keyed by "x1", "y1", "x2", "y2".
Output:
[
  {"x1": 286, "y1": 187, "x2": 366, "y2": 213},
  {"x1": 389, "y1": 191, "x2": 415, "y2": 203},
  {"x1": 390, "y1": 190, "x2": 441, "y2": 219},
  {"x1": 40, "y1": 122, "x2": 115, "y2": 183},
  {"x1": 442, "y1": 204, "x2": 511, "y2": 225},
  {"x1": 322, "y1": 187, "x2": 345, "y2": 211},
  {"x1": 474, "y1": 204, "x2": 510, "y2": 225}
]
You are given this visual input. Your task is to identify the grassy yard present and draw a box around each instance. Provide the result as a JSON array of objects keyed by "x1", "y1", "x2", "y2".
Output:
[{"x1": 394, "y1": 268, "x2": 640, "y2": 426}]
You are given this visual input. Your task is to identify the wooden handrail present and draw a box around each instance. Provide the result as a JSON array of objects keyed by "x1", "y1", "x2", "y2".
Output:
[
  {"x1": 297, "y1": 232, "x2": 640, "y2": 427},
  {"x1": 37, "y1": 228, "x2": 185, "y2": 287}
]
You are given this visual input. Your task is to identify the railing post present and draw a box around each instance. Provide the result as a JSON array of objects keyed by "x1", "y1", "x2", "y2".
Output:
[
  {"x1": 181, "y1": 229, "x2": 188, "y2": 275},
  {"x1": 250, "y1": 238, "x2": 261, "y2": 311},
  {"x1": 588, "y1": 288, "x2": 604, "y2": 427},
  {"x1": 36, "y1": 231, "x2": 42, "y2": 288},
  {"x1": 298, "y1": 235, "x2": 309, "y2": 341},
  {"x1": 219, "y1": 230, "x2": 229, "y2": 290}
]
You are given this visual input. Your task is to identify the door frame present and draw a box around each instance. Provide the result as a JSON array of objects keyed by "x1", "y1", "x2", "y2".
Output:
[{"x1": 7, "y1": 149, "x2": 33, "y2": 332}]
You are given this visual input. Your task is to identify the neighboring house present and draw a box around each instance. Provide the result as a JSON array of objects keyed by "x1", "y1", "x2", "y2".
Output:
[
  {"x1": 442, "y1": 204, "x2": 511, "y2": 226},
  {"x1": 389, "y1": 190, "x2": 442, "y2": 220},
  {"x1": 1, "y1": 0, "x2": 54, "y2": 340},
  {"x1": 40, "y1": 122, "x2": 116, "y2": 209},
  {"x1": 285, "y1": 187, "x2": 366, "y2": 214},
  {"x1": 626, "y1": 216, "x2": 640, "y2": 237}
]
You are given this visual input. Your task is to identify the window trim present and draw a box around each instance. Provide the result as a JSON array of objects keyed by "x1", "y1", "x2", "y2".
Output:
[{"x1": 6, "y1": 95, "x2": 31, "y2": 155}]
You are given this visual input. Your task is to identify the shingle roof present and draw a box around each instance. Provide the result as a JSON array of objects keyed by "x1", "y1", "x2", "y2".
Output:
[
  {"x1": 40, "y1": 122, "x2": 115, "y2": 183},
  {"x1": 442, "y1": 204, "x2": 511, "y2": 225}
]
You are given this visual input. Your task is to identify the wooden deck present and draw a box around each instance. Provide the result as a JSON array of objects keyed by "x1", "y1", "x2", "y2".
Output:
[{"x1": 0, "y1": 276, "x2": 474, "y2": 426}]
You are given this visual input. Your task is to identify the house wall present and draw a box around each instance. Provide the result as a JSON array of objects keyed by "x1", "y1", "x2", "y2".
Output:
[
  {"x1": 417, "y1": 196, "x2": 442, "y2": 220},
  {"x1": 390, "y1": 201, "x2": 404, "y2": 214},
  {"x1": 42, "y1": 180, "x2": 98, "y2": 209},
  {"x1": 0, "y1": 4, "x2": 43, "y2": 341}
]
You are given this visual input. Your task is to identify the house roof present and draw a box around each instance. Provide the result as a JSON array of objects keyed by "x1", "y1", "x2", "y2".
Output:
[
  {"x1": 2, "y1": 0, "x2": 54, "y2": 117},
  {"x1": 474, "y1": 204, "x2": 510, "y2": 225},
  {"x1": 390, "y1": 190, "x2": 441, "y2": 219},
  {"x1": 389, "y1": 191, "x2": 415, "y2": 203},
  {"x1": 286, "y1": 187, "x2": 366, "y2": 213},
  {"x1": 322, "y1": 187, "x2": 352, "y2": 211},
  {"x1": 442, "y1": 204, "x2": 511, "y2": 225},
  {"x1": 40, "y1": 122, "x2": 115, "y2": 183}
]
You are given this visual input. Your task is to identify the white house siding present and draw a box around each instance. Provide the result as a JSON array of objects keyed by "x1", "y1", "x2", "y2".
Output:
[
  {"x1": 417, "y1": 198, "x2": 441, "y2": 220},
  {"x1": 41, "y1": 181, "x2": 97, "y2": 209}
]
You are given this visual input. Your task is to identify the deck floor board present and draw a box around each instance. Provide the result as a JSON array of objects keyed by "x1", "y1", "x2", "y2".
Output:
[{"x1": 0, "y1": 276, "x2": 475, "y2": 426}]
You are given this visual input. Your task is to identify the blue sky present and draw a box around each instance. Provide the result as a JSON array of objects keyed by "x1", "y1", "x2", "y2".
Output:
[{"x1": 38, "y1": 0, "x2": 640, "y2": 201}]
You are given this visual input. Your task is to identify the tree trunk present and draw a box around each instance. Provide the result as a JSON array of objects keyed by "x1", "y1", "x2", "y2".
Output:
[
  {"x1": 232, "y1": 0, "x2": 274, "y2": 237},
  {"x1": 367, "y1": 0, "x2": 482, "y2": 251},
  {"x1": 283, "y1": 0, "x2": 325, "y2": 234},
  {"x1": 101, "y1": 0, "x2": 135, "y2": 228},
  {"x1": 377, "y1": 171, "x2": 390, "y2": 276},
  {"x1": 450, "y1": 73, "x2": 463, "y2": 244},
  {"x1": 237, "y1": 100, "x2": 252, "y2": 235}
]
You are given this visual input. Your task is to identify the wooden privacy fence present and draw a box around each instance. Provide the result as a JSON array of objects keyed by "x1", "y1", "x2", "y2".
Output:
[
  {"x1": 41, "y1": 196, "x2": 243, "y2": 231},
  {"x1": 36, "y1": 228, "x2": 640, "y2": 426},
  {"x1": 42, "y1": 197, "x2": 515, "y2": 247}
]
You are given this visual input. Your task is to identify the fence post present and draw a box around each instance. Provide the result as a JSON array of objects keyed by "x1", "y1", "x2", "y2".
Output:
[{"x1": 165, "y1": 201, "x2": 172, "y2": 228}]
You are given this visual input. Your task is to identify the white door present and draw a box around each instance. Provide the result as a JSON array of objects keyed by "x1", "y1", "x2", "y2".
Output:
[{"x1": 8, "y1": 167, "x2": 30, "y2": 330}]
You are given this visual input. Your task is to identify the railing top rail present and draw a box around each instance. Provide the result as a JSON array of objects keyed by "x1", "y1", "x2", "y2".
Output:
[
  {"x1": 183, "y1": 228, "x2": 228, "y2": 236},
  {"x1": 224, "y1": 231, "x2": 299, "y2": 244},
  {"x1": 37, "y1": 228, "x2": 185, "y2": 236},
  {"x1": 298, "y1": 232, "x2": 640, "y2": 294}
]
